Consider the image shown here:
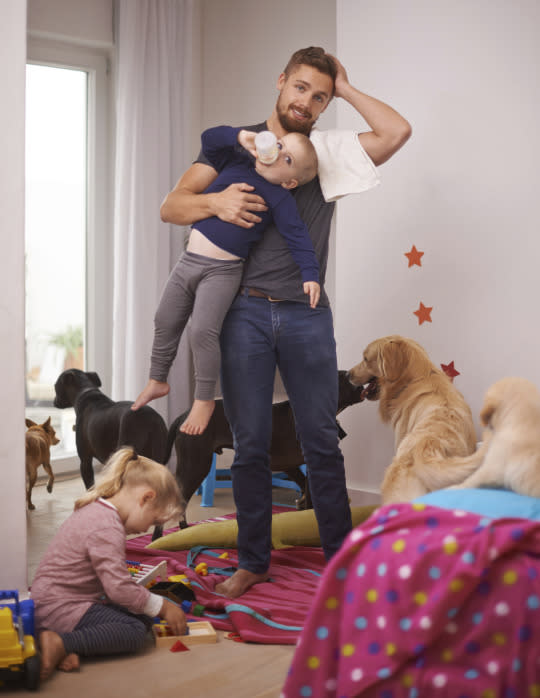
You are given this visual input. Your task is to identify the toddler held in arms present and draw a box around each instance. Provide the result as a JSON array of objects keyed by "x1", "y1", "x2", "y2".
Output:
[
  {"x1": 31, "y1": 447, "x2": 185, "y2": 681},
  {"x1": 132, "y1": 125, "x2": 320, "y2": 435}
]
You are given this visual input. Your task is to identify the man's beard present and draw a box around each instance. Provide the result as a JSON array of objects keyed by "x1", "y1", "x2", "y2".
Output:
[{"x1": 276, "y1": 97, "x2": 314, "y2": 135}]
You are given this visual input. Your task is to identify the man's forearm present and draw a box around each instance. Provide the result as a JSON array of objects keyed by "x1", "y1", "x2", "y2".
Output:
[
  {"x1": 344, "y1": 84, "x2": 411, "y2": 144},
  {"x1": 330, "y1": 55, "x2": 411, "y2": 166},
  {"x1": 160, "y1": 161, "x2": 268, "y2": 229},
  {"x1": 345, "y1": 83, "x2": 411, "y2": 166},
  {"x1": 160, "y1": 187, "x2": 218, "y2": 226},
  {"x1": 160, "y1": 163, "x2": 221, "y2": 226}
]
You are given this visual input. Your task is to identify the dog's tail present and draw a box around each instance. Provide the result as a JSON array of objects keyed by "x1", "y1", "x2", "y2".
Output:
[
  {"x1": 164, "y1": 412, "x2": 189, "y2": 463},
  {"x1": 416, "y1": 440, "x2": 489, "y2": 493}
]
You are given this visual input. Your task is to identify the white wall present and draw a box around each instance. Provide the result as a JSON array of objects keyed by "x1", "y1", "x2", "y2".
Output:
[
  {"x1": 0, "y1": 1, "x2": 28, "y2": 590},
  {"x1": 27, "y1": 0, "x2": 113, "y2": 46},
  {"x1": 335, "y1": 0, "x2": 540, "y2": 493},
  {"x1": 199, "y1": 0, "x2": 337, "y2": 133}
]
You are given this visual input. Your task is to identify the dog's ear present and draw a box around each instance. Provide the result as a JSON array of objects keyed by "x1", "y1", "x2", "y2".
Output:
[
  {"x1": 378, "y1": 339, "x2": 407, "y2": 382},
  {"x1": 25, "y1": 418, "x2": 36, "y2": 428},
  {"x1": 43, "y1": 416, "x2": 51, "y2": 428},
  {"x1": 59, "y1": 369, "x2": 76, "y2": 384},
  {"x1": 480, "y1": 396, "x2": 497, "y2": 428},
  {"x1": 87, "y1": 371, "x2": 102, "y2": 388}
]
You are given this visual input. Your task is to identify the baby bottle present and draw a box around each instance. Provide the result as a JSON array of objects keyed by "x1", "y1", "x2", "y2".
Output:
[{"x1": 255, "y1": 131, "x2": 279, "y2": 165}]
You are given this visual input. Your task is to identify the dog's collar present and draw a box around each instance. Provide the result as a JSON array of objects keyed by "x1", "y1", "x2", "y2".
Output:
[{"x1": 75, "y1": 386, "x2": 101, "y2": 403}]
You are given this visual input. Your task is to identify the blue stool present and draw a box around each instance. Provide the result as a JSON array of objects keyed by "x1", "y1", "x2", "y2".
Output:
[{"x1": 197, "y1": 454, "x2": 306, "y2": 507}]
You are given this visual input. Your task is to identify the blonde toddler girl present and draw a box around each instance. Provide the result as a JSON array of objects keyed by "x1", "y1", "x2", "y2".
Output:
[{"x1": 31, "y1": 447, "x2": 186, "y2": 681}]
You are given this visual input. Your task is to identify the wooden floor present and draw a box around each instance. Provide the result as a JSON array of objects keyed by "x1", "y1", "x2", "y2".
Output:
[{"x1": 19, "y1": 474, "x2": 299, "y2": 698}]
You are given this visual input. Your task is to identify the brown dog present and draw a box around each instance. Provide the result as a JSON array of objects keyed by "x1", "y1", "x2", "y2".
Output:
[
  {"x1": 348, "y1": 335, "x2": 477, "y2": 503},
  {"x1": 448, "y1": 376, "x2": 540, "y2": 496},
  {"x1": 25, "y1": 417, "x2": 60, "y2": 510},
  {"x1": 169, "y1": 370, "x2": 365, "y2": 527}
]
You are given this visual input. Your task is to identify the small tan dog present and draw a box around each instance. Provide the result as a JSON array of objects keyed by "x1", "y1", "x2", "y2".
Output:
[
  {"x1": 448, "y1": 376, "x2": 540, "y2": 496},
  {"x1": 25, "y1": 417, "x2": 59, "y2": 510},
  {"x1": 348, "y1": 335, "x2": 477, "y2": 503}
]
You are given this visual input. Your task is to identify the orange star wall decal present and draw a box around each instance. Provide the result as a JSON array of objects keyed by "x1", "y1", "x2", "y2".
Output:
[
  {"x1": 404, "y1": 245, "x2": 424, "y2": 267},
  {"x1": 441, "y1": 361, "x2": 460, "y2": 382},
  {"x1": 413, "y1": 302, "x2": 432, "y2": 325}
]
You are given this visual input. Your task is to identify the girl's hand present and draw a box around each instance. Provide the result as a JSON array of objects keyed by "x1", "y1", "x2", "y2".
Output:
[
  {"x1": 304, "y1": 281, "x2": 320, "y2": 308},
  {"x1": 159, "y1": 598, "x2": 187, "y2": 636},
  {"x1": 238, "y1": 129, "x2": 257, "y2": 158}
]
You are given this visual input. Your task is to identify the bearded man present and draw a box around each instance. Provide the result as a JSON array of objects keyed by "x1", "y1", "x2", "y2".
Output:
[{"x1": 160, "y1": 47, "x2": 411, "y2": 598}]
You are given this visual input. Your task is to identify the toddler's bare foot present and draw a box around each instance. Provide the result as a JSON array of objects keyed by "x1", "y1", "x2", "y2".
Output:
[
  {"x1": 214, "y1": 569, "x2": 269, "y2": 598},
  {"x1": 180, "y1": 399, "x2": 215, "y2": 435},
  {"x1": 39, "y1": 630, "x2": 68, "y2": 681},
  {"x1": 59, "y1": 653, "x2": 80, "y2": 672},
  {"x1": 131, "y1": 379, "x2": 169, "y2": 410}
]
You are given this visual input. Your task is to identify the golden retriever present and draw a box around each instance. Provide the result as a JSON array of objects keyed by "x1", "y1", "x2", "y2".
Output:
[
  {"x1": 448, "y1": 376, "x2": 540, "y2": 496},
  {"x1": 348, "y1": 335, "x2": 477, "y2": 503}
]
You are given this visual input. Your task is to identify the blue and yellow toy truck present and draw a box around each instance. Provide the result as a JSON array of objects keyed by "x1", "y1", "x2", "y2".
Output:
[{"x1": 0, "y1": 590, "x2": 40, "y2": 691}]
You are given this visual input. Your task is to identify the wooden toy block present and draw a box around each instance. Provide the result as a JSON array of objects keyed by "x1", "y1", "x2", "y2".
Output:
[{"x1": 153, "y1": 621, "x2": 217, "y2": 648}]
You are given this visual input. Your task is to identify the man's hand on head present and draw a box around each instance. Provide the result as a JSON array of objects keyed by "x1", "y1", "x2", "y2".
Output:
[
  {"x1": 211, "y1": 183, "x2": 267, "y2": 228},
  {"x1": 325, "y1": 53, "x2": 350, "y2": 100}
]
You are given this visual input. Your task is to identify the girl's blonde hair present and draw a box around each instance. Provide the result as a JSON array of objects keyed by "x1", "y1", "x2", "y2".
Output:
[{"x1": 74, "y1": 447, "x2": 181, "y2": 523}]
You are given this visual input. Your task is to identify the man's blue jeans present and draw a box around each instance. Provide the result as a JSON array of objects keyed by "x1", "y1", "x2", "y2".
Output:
[{"x1": 220, "y1": 291, "x2": 353, "y2": 573}]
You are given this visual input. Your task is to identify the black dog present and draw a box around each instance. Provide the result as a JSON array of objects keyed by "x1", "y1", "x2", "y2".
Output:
[
  {"x1": 168, "y1": 370, "x2": 364, "y2": 527},
  {"x1": 54, "y1": 369, "x2": 170, "y2": 490}
]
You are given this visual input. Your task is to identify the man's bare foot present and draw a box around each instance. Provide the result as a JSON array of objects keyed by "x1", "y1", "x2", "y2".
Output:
[
  {"x1": 180, "y1": 399, "x2": 215, "y2": 435},
  {"x1": 59, "y1": 653, "x2": 80, "y2": 672},
  {"x1": 131, "y1": 379, "x2": 170, "y2": 410},
  {"x1": 39, "y1": 630, "x2": 71, "y2": 680},
  {"x1": 214, "y1": 569, "x2": 269, "y2": 598}
]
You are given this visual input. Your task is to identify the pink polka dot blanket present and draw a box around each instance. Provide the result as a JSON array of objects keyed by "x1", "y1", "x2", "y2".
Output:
[{"x1": 282, "y1": 501, "x2": 540, "y2": 698}]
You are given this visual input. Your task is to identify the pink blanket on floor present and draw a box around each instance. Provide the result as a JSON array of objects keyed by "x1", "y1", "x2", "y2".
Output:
[
  {"x1": 125, "y1": 509, "x2": 326, "y2": 645},
  {"x1": 282, "y1": 501, "x2": 540, "y2": 697}
]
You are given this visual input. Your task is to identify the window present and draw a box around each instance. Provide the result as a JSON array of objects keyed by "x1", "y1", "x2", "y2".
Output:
[{"x1": 25, "y1": 39, "x2": 112, "y2": 469}]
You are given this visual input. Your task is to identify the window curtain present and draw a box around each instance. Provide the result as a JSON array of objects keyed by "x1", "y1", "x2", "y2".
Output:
[{"x1": 112, "y1": 0, "x2": 194, "y2": 425}]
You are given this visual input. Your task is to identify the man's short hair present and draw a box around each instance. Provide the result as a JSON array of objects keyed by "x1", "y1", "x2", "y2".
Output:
[{"x1": 283, "y1": 46, "x2": 337, "y2": 93}]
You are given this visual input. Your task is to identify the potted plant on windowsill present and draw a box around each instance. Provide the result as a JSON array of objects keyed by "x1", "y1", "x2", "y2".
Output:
[{"x1": 49, "y1": 325, "x2": 84, "y2": 371}]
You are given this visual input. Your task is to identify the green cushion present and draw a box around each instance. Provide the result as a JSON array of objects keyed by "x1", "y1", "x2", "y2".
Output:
[{"x1": 147, "y1": 505, "x2": 377, "y2": 551}]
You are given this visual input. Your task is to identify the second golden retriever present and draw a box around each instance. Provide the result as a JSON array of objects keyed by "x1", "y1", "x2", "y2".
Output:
[
  {"x1": 448, "y1": 376, "x2": 540, "y2": 496},
  {"x1": 348, "y1": 335, "x2": 477, "y2": 503}
]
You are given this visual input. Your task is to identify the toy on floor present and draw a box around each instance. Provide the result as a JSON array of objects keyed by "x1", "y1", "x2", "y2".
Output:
[
  {"x1": 153, "y1": 620, "x2": 217, "y2": 649},
  {"x1": 149, "y1": 580, "x2": 196, "y2": 605},
  {"x1": 127, "y1": 561, "x2": 205, "y2": 615},
  {"x1": 168, "y1": 574, "x2": 191, "y2": 586},
  {"x1": 0, "y1": 591, "x2": 40, "y2": 691},
  {"x1": 194, "y1": 562, "x2": 208, "y2": 576},
  {"x1": 126, "y1": 559, "x2": 168, "y2": 586}
]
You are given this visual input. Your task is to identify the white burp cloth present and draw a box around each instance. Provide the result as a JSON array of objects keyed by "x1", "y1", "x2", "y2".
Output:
[{"x1": 310, "y1": 128, "x2": 380, "y2": 202}]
